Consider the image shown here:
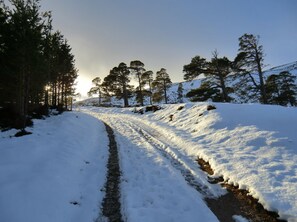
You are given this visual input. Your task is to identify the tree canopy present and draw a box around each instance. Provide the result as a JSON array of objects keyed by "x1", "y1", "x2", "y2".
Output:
[{"x1": 0, "y1": 0, "x2": 77, "y2": 129}]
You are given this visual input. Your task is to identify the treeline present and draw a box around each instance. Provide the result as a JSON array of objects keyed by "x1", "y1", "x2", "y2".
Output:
[
  {"x1": 184, "y1": 34, "x2": 297, "y2": 106},
  {"x1": 88, "y1": 61, "x2": 172, "y2": 107},
  {"x1": 0, "y1": 0, "x2": 77, "y2": 129}
]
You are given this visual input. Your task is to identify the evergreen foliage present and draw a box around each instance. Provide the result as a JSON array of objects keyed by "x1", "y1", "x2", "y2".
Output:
[
  {"x1": 102, "y1": 63, "x2": 132, "y2": 107},
  {"x1": 235, "y1": 33, "x2": 267, "y2": 103},
  {"x1": 0, "y1": 0, "x2": 77, "y2": 129},
  {"x1": 186, "y1": 81, "x2": 221, "y2": 102},
  {"x1": 130, "y1": 60, "x2": 145, "y2": 106},
  {"x1": 183, "y1": 56, "x2": 207, "y2": 81},
  {"x1": 184, "y1": 51, "x2": 233, "y2": 103},
  {"x1": 152, "y1": 68, "x2": 172, "y2": 104},
  {"x1": 142, "y1": 70, "x2": 154, "y2": 105},
  {"x1": 177, "y1": 83, "x2": 184, "y2": 103},
  {"x1": 88, "y1": 77, "x2": 102, "y2": 105},
  {"x1": 266, "y1": 71, "x2": 297, "y2": 106}
]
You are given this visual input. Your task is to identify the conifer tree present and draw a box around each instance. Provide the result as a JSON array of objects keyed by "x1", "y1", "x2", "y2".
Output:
[
  {"x1": 236, "y1": 33, "x2": 267, "y2": 104},
  {"x1": 152, "y1": 68, "x2": 172, "y2": 104},
  {"x1": 266, "y1": 71, "x2": 297, "y2": 106},
  {"x1": 183, "y1": 56, "x2": 207, "y2": 81},
  {"x1": 130, "y1": 60, "x2": 145, "y2": 106},
  {"x1": 88, "y1": 77, "x2": 102, "y2": 106},
  {"x1": 0, "y1": 0, "x2": 77, "y2": 129},
  {"x1": 206, "y1": 51, "x2": 233, "y2": 102},
  {"x1": 102, "y1": 62, "x2": 132, "y2": 107},
  {"x1": 142, "y1": 70, "x2": 154, "y2": 105},
  {"x1": 177, "y1": 83, "x2": 184, "y2": 103},
  {"x1": 183, "y1": 51, "x2": 233, "y2": 103}
]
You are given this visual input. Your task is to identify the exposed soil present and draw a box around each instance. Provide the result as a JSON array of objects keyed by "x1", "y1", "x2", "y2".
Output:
[
  {"x1": 197, "y1": 158, "x2": 286, "y2": 222},
  {"x1": 101, "y1": 123, "x2": 123, "y2": 222}
]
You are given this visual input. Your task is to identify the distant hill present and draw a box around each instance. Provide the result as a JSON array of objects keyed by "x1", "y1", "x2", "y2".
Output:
[{"x1": 264, "y1": 61, "x2": 297, "y2": 76}]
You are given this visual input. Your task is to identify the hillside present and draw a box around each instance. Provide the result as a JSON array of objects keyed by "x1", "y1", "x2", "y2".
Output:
[
  {"x1": 264, "y1": 61, "x2": 297, "y2": 76},
  {"x1": 77, "y1": 61, "x2": 297, "y2": 107}
]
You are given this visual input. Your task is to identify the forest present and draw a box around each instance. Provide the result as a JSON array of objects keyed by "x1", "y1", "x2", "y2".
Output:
[{"x1": 0, "y1": 0, "x2": 77, "y2": 130}]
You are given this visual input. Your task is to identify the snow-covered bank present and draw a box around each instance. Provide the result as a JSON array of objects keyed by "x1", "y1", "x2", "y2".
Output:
[
  {"x1": 82, "y1": 102, "x2": 297, "y2": 221},
  {"x1": 0, "y1": 112, "x2": 109, "y2": 222}
]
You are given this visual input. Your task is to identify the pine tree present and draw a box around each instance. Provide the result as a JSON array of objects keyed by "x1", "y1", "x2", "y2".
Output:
[
  {"x1": 183, "y1": 56, "x2": 207, "y2": 81},
  {"x1": 142, "y1": 70, "x2": 154, "y2": 105},
  {"x1": 102, "y1": 63, "x2": 132, "y2": 107},
  {"x1": 8, "y1": 0, "x2": 48, "y2": 128},
  {"x1": 88, "y1": 77, "x2": 102, "y2": 106},
  {"x1": 177, "y1": 83, "x2": 184, "y2": 103},
  {"x1": 206, "y1": 51, "x2": 233, "y2": 102},
  {"x1": 130, "y1": 60, "x2": 145, "y2": 106},
  {"x1": 266, "y1": 71, "x2": 297, "y2": 106},
  {"x1": 186, "y1": 81, "x2": 221, "y2": 102},
  {"x1": 0, "y1": 0, "x2": 77, "y2": 128},
  {"x1": 236, "y1": 33, "x2": 267, "y2": 104},
  {"x1": 152, "y1": 68, "x2": 172, "y2": 104},
  {"x1": 183, "y1": 52, "x2": 233, "y2": 103}
]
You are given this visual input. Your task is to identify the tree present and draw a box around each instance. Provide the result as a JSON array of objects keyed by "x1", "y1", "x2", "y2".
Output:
[
  {"x1": 130, "y1": 60, "x2": 145, "y2": 106},
  {"x1": 183, "y1": 56, "x2": 207, "y2": 81},
  {"x1": 236, "y1": 33, "x2": 267, "y2": 103},
  {"x1": 186, "y1": 81, "x2": 221, "y2": 102},
  {"x1": 7, "y1": 0, "x2": 49, "y2": 128},
  {"x1": 177, "y1": 83, "x2": 184, "y2": 103},
  {"x1": 88, "y1": 77, "x2": 102, "y2": 106},
  {"x1": 152, "y1": 68, "x2": 172, "y2": 104},
  {"x1": 102, "y1": 62, "x2": 132, "y2": 107},
  {"x1": 0, "y1": 0, "x2": 77, "y2": 129},
  {"x1": 183, "y1": 51, "x2": 233, "y2": 103},
  {"x1": 266, "y1": 71, "x2": 297, "y2": 106},
  {"x1": 142, "y1": 70, "x2": 154, "y2": 105},
  {"x1": 206, "y1": 51, "x2": 233, "y2": 102}
]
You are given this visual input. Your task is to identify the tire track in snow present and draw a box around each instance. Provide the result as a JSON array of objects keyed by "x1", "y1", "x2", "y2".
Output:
[
  {"x1": 101, "y1": 123, "x2": 123, "y2": 222},
  {"x1": 83, "y1": 109, "x2": 287, "y2": 222},
  {"x1": 105, "y1": 115, "x2": 222, "y2": 199}
]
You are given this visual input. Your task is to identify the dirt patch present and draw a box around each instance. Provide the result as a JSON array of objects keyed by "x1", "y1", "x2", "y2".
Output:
[
  {"x1": 197, "y1": 158, "x2": 286, "y2": 222},
  {"x1": 101, "y1": 123, "x2": 123, "y2": 222}
]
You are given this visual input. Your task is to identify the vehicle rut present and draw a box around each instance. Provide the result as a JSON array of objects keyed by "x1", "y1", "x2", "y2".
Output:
[{"x1": 93, "y1": 112, "x2": 286, "y2": 222}]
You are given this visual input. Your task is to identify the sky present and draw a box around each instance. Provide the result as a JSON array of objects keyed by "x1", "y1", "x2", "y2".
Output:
[{"x1": 40, "y1": 0, "x2": 297, "y2": 98}]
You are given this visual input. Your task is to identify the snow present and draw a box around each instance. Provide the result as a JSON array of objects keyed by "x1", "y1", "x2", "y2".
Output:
[
  {"x1": 81, "y1": 102, "x2": 297, "y2": 221},
  {"x1": 1, "y1": 101, "x2": 297, "y2": 221},
  {"x1": 233, "y1": 215, "x2": 250, "y2": 222},
  {"x1": 0, "y1": 112, "x2": 109, "y2": 222},
  {"x1": 87, "y1": 109, "x2": 220, "y2": 222}
]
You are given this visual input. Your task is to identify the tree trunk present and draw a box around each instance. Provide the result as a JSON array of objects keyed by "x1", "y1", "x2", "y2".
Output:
[
  {"x1": 99, "y1": 89, "x2": 102, "y2": 106},
  {"x1": 123, "y1": 84, "x2": 129, "y2": 107},
  {"x1": 255, "y1": 49, "x2": 267, "y2": 104},
  {"x1": 163, "y1": 80, "x2": 168, "y2": 104},
  {"x1": 218, "y1": 72, "x2": 229, "y2": 102},
  {"x1": 149, "y1": 81, "x2": 153, "y2": 105},
  {"x1": 138, "y1": 74, "x2": 143, "y2": 106}
]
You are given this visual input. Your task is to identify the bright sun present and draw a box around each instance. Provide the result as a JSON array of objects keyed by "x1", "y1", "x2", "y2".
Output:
[{"x1": 76, "y1": 75, "x2": 93, "y2": 99}]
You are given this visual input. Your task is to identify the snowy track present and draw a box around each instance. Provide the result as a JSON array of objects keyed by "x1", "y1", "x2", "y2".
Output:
[{"x1": 83, "y1": 109, "x2": 222, "y2": 222}]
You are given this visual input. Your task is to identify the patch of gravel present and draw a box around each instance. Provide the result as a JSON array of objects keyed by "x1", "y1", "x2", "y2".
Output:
[{"x1": 101, "y1": 123, "x2": 123, "y2": 222}]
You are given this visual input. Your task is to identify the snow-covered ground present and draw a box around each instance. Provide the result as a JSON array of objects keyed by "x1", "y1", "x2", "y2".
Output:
[
  {"x1": 0, "y1": 112, "x2": 109, "y2": 222},
  {"x1": 1, "y1": 102, "x2": 297, "y2": 221},
  {"x1": 81, "y1": 102, "x2": 297, "y2": 221}
]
